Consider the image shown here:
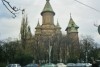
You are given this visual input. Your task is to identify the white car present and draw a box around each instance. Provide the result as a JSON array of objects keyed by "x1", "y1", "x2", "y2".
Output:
[
  {"x1": 41, "y1": 63, "x2": 57, "y2": 67},
  {"x1": 6, "y1": 64, "x2": 21, "y2": 67},
  {"x1": 57, "y1": 63, "x2": 66, "y2": 67},
  {"x1": 67, "y1": 63, "x2": 92, "y2": 67}
]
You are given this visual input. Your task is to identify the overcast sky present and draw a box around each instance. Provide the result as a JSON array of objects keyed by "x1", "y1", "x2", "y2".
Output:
[{"x1": 0, "y1": 0, "x2": 100, "y2": 45}]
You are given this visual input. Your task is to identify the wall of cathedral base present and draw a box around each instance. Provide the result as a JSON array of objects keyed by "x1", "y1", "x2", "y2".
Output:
[{"x1": 67, "y1": 32, "x2": 80, "y2": 60}]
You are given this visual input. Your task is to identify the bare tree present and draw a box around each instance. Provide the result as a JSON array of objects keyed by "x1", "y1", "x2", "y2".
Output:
[{"x1": 1, "y1": 0, "x2": 23, "y2": 18}]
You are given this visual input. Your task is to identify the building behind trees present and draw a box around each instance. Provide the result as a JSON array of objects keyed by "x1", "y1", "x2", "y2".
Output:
[{"x1": 20, "y1": 0, "x2": 80, "y2": 63}]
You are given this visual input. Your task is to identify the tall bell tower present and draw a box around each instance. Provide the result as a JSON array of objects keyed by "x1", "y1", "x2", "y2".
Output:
[
  {"x1": 40, "y1": 0, "x2": 56, "y2": 36},
  {"x1": 65, "y1": 14, "x2": 80, "y2": 59}
]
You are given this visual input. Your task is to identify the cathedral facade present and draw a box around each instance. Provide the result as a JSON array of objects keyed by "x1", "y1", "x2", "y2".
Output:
[
  {"x1": 20, "y1": 0, "x2": 79, "y2": 39},
  {"x1": 35, "y1": 0, "x2": 79, "y2": 47},
  {"x1": 35, "y1": 0, "x2": 62, "y2": 37},
  {"x1": 20, "y1": 0, "x2": 80, "y2": 62}
]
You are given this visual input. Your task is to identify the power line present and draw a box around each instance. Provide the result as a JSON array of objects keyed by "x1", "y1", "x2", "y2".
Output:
[{"x1": 74, "y1": 0, "x2": 100, "y2": 13}]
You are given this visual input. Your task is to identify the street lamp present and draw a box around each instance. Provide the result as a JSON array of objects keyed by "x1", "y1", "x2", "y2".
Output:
[{"x1": 48, "y1": 36, "x2": 52, "y2": 64}]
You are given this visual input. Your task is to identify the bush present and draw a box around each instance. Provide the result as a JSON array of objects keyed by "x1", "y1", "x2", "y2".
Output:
[
  {"x1": 67, "y1": 58, "x2": 77, "y2": 63},
  {"x1": 0, "y1": 63, "x2": 6, "y2": 67},
  {"x1": 15, "y1": 54, "x2": 33, "y2": 66}
]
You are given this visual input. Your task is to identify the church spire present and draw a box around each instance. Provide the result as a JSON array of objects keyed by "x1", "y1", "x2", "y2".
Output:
[
  {"x1": 57, "y1": 20, "x2": 60, "y2": 27},
  {"x1": 35, "y1": 19, "x2": 41, "y2": 29},
  {"x1": 35, "y1": 19, "x2": 41, "y2": 36},
  {"x1": 56, "y1": 19, "x2": 61, "y2": 29},
  {"x1": 41, "y1": 0, "x2": 55, "y2": 15},
  {"x1": 56, "y1": 19, "x2": 62, "y2": 35},
  {"x1": 66, "y1": 14, "x2": 79, "y2": 32},
  {"x1": 68, "y1": 14, "x2": 79, "y2": 28}
]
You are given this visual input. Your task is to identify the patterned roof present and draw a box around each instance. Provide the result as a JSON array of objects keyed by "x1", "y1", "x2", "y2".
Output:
[{"x1": 41, "y1": 0, "x2": 55, "y2": 15}]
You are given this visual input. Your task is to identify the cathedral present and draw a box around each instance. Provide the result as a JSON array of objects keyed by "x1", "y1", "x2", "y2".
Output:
[
  {"x1": 20, "y1": 0, "x2": 79, "y2": 38},
  {"x1": 35, "y1": 0, "x2": 79, "y2": 40},
  {"x1": 35, "y1": 0, "x2": 62, "y2": 37},
  {"x1": 20, "y1": 0, "x2": 80, "y2": 61}
]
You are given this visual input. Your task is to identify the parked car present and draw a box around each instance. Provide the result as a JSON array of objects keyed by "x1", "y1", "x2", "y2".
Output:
[
  {"x1": 6, "y1": 64, "x2": 21, "y2": 67},
  {"x1": 67, "y1": 63, "x2": 92, "y2": 67},
  {"x1": 57, "y1": 63, "x2": 66, "y2": 67},
  {"x1": 41, "y1": 63, "x2": 57, "y2": 67},
  {"x1": 25, "y1": 63, "x2": 39, "y2": 67},
  {"x1": 67, "y1": 63, "x2": 76, "y2": 67}
]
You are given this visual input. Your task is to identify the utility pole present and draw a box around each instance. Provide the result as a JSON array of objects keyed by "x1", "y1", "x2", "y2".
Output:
[{"x1": 85, "y1": 40, "x2": 88, "y2": 63}]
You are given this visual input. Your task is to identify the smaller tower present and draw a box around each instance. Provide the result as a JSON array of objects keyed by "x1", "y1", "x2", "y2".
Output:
[
  {"x1": 65, "y1": 14, "x2": 79, "y2": 59},
  {"x1": 66, "y1": 14, "x2": 79, "y2": 33},
  {"x1": 35, "y1": 20, "x2": 41, "y2": 36},
  {"x1": 65, "y1": 14, "x2": 79, "y2": 46}
]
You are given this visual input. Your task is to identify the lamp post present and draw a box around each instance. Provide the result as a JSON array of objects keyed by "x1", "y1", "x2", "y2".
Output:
[
  {"x1": 49, "y1": 44, "x2": 52, "y2": 64},
  {"x1": 48, "y1": 36, "x2": 52, "y2": 64}
]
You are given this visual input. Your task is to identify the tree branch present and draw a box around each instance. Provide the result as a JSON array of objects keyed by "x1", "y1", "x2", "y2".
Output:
[{"x1": 2, "y1": 0, "x2": 22, "y2": 18}]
